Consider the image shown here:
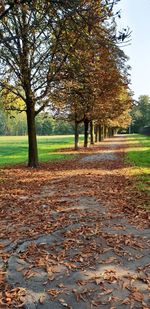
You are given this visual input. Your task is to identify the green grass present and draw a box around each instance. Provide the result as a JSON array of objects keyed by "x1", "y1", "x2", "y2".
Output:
[
  {"x1": 126, "y1": 134, "x2": 150, "y2": 194},
  {"x1": 0, "y1": 135, "x2": 83, "y2": 166},
  {"x1": 126, "y1": 134, "x2": 150, "y2": 167}
]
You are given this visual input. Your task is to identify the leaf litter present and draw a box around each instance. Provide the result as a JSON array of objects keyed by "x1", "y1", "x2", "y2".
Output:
[{"x1": 0, "y1": 136, "x2": 150, "y2": 308}]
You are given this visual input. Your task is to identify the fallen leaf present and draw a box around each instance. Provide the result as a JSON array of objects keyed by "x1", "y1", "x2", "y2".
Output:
[
  {"x1": 132, "y1": 291, "x2": 144, "y2": 302},
  {"x1": 39, "y1": 295, "x2": 46, "y2": 304}
]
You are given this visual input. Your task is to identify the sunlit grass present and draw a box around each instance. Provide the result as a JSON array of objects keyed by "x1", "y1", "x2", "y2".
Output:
[
  {"x1": 0, "y1": 135, "x2": 84, "y2": 166},
  {"x1": 125, "y1": 134, "x2": 150, "y2": 195}
]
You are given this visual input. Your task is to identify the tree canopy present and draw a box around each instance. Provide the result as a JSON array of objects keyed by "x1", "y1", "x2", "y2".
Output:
[{"x1": 131, "y1": 95, "x2": 150, "y2": 133}]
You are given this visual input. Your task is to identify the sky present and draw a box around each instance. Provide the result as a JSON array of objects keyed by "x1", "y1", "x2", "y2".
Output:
[{"x1": 115, "y1": 0, "x2": 150, "y2": 100}]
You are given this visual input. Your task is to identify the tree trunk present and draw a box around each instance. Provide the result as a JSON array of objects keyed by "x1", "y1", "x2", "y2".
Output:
[
  {"x1": 95, "y1": 125, "x2": 98, "y2": 142},
  {"x1": 114, "y1": 128, "x2": 117, "y2": 135},
  {"x1": 102, "y1": 125, "x2": 104, "y2": 140},
  {"x1": 26, "y1": 105, "x2": 38, "y2": 167},
  {"x1": 74, "y1": 120, "x2": 79, "y2": 150},
  {"x1": 90, "y1": 121, "x2": 94, "y2": 145},
  {"x1": 108, "y1": 128, "x2": 113, "y2": 137},
  {"x1": 84, "y1": 119, "x2": 89, "y2": 147},
  {"x1": 108, "y1": 128, "x2": 111, "y2": 137},
  {"x1": 104, "y1": 126, "x2": 108, "y2": 138},
  {"x1": 98, "y1": 125, "x2": 104, "y2": 142}
]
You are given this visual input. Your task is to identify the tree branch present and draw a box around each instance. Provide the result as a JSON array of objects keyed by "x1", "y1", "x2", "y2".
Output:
[{"x1": 0, "y1": 0, "x2": 32, "y2": 19}]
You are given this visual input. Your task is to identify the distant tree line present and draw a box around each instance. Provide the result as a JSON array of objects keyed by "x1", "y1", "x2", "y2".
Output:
[
  {"x1": 0, "y1": 106, "x2": 82, "y2": 135},
  {"x1": 131, "y1": 95, "x2": 150, "y2": 133}
]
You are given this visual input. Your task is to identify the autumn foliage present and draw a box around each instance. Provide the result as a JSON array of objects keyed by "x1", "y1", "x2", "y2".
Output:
[{"x1": 0, "y1": 0, "x2": 132, "y2": 166}]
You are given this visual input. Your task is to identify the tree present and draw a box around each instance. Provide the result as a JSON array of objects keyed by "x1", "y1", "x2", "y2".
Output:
[
  {"x1": 51, "y1": 16, "x2": 131, "y2": 148},
  {"x1": 107, "y1": 109, "x2": 132, "y2": 132},
  {"x1": 131, "y1": 95, "x2": 150, "y2": 133},
  {"x1": 0, "y1": 89, "x2": 27, "y2": 135},
  {"x1": 0, "y1": 102, "x2": 6, "y2": 135},
  {"x1": 0, "y1": 0, "x2": 93, "y2": 166}
]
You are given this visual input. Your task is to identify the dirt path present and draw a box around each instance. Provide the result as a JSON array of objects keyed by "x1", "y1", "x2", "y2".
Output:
[{"x1": 0, "y1": 136, "x2": 150, "y2": 308}]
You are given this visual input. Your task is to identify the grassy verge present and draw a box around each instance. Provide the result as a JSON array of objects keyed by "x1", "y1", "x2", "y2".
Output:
[
  {"x1": 0, "y1": 135, "x2": 83, "y2": 167},
  {"x1": 125, "y1": 134, "x2": 150, "y2": 194}
]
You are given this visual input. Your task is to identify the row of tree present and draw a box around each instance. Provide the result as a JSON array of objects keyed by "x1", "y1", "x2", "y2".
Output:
[{"x1": 0, "y1": 0, "x2": 132, "y2": 167}]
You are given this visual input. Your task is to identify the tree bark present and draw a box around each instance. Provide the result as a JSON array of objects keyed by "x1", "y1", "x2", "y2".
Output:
[
  {"x1": 102, "y1": 125, "x2": 104, "y2": 140},
  {"x1": 98, "y1": 125, "x2": 104, "y2": 141},
  {"x1": 108, "y1": 128, "x2": 113, "y2": 137},
  {"x1": 26, "y1": 104, "x2": 38, "y2": 167},
  {"x1": 95, "y1": 125, "x2": 98, "y2": 143},
  {"x1": 84, "y1": 118, "x2": 89, "y2": 147},
  {"x1": 104, "y1": 126, "x2": 108, "y2": 138},
  {"x1": 108, "y1": 127, "x2": 111, "y2": 137},
  {"x1": 74, "y1": 120, "x2": 79, "y2": 150},
  {"x1": 90, "y1": 121, "x2": 94, "y2": 144}
]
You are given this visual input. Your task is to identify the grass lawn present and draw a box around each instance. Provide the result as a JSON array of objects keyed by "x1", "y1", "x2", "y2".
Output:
[
  {"x1": 125, "y1": 134, "x2": 150, "y2": 194},
  {"x1": 0, "y1": 135, "x2": 83, "y2": 166}
]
